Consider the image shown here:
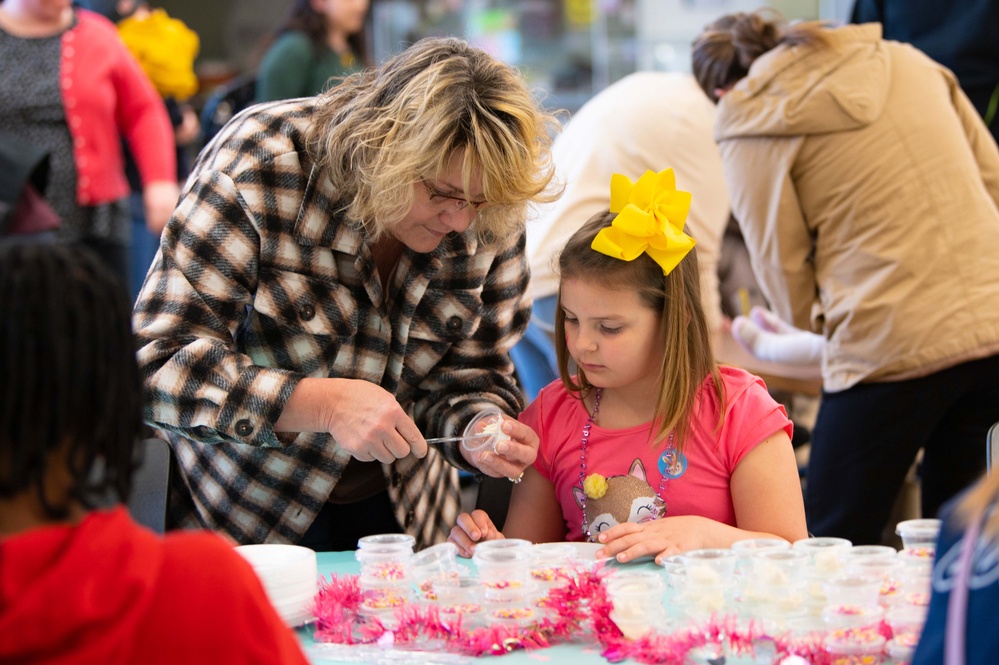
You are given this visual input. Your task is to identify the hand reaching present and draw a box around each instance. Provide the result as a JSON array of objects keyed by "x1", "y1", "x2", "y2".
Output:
[{"x1": 448, "y1": 510, "x2": 504, "y2": 557}]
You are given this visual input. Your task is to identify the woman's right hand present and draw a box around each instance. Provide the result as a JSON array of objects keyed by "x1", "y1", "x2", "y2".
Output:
[
  {"x1": 448, "y1": 510, "x2": 503, "y2": 557},
  {"x1": 275, "y1": 378, "x2": 427, "y2": 463}
]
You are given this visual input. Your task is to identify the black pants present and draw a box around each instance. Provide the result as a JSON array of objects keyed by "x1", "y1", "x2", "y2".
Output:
[
  {"x1": 298, "y1": 491, "x2": 404, "y2": 552},
  {"x1": 805, "y1": 353, "x2": 999, "y2": 544}
]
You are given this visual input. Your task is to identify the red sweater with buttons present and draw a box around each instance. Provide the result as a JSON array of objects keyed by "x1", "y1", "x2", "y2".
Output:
[{"x1": 60, "y1": 9, "x2": 175, "y2": 206}]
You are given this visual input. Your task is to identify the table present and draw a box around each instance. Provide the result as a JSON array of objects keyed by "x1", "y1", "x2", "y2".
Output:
[
  {"x1": 298, "y1": 551, "x2": 912, "y2": 665},
  {"x1": 713, "y1": 330, "x2": 823, "y2": 398},
  {"x1": 298, "y1": 551, "x2": 653, "y2": 665}
]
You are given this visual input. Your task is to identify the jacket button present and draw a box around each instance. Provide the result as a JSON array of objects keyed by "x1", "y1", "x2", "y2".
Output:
[
  {"x1": 235, "y1": 419, "x2": 254, "y2": 437},
  {"x1": 405, "y1": 510, "x2": 416, "y2": 528},
  {"x1": 299, "y1": 304, "x2": 316, "y2": 321},
  {"x1": 446, "y1": 315, "x2": 462, "y2": 331}
]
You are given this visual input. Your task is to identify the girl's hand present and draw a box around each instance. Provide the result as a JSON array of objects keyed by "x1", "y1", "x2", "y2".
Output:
[
  {"x1": 595, "y1": 516, "x2": 714, "y2": 565},
  {"x1": 448, "y1": 510, "x2": 503, "y2": 557},
  {"x1": 462, "y1": 417, "x2": 539, "y2": 482}
]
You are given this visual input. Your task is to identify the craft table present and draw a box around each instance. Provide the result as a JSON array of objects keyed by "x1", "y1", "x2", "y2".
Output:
[{"x1": 298, "y1": 551, "x2": 652, "y2": 665}]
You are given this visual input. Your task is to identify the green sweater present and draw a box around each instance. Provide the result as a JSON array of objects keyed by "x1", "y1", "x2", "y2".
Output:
[{"x1": 255, "y1": 31, "x2": 362, "y2": 102}]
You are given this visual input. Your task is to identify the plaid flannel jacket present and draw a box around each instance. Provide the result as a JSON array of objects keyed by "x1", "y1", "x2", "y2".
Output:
[{"x1": 133, "y1": 99, "x2": 530, "y2": 548}]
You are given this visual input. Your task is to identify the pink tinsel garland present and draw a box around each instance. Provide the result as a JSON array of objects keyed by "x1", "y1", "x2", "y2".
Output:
[{"x1": 309, "y1": 567, "x2": 881, "y2": 663}]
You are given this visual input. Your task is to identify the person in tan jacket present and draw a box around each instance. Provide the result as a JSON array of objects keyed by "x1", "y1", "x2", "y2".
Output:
[{"x1": 692, "y1": 11, "x2": 999, "y2": 545}]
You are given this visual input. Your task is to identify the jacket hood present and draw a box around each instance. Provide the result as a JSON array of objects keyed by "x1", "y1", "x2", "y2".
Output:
[
  {"x1": 715, "y1": 23, "x2": 890, "y2": 141},
  {"x1": 0, "y1": 508, "x2": 163, "y2": 664}
]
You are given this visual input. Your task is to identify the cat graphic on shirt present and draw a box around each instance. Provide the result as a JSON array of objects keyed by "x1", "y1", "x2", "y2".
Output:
[{"x1": 573, "y1": 458, "x2": 665, "y2": 537}]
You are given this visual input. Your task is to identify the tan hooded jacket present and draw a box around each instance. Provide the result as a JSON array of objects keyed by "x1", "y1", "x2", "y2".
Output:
[{"x1": 715, "y1": 23, "x2": 999, "y2": 391}]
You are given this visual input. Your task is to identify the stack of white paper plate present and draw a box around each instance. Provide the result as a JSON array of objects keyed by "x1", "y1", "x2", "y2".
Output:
[{"x1": 235, "y1": 544, "x2": 318, "y2": 627}]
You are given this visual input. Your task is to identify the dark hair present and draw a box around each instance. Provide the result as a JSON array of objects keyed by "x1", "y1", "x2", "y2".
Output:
[
  {"x1": 553, "y1": 211, "x2": 722, "y2": 450},
  {"x1": 692, "y1": 10, "x2": 829, "y2": 102},
  {"x1": 0, "y1": 243, "x2": 143, "y2": 517},
  {"x1": 277, "y1": 0, "x2": 369, "y2": 67}
]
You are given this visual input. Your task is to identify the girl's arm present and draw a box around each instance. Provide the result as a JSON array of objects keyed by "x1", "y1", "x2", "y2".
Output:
[
  {"x1": 448, "y1": 466, "x2": 567, "y2": 557},
  {"x1": 595, "y1": 430, "x2": 808, "y2": 564}
]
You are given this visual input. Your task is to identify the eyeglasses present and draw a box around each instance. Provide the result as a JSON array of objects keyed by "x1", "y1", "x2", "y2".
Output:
[{"x1": 421, "y1": 179, "x2": 488, "y2": 213}]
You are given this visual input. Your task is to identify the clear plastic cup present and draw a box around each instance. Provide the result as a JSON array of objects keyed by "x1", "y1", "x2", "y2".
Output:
[
  {"x1": 357, "y1": 533, "x2": 416, "y2": 550},
  {"x1": 750, "y1": 548, "x2": 811, "y2": 583},
  {"x1": 895, "y1": 519, "x2": 942, "y2": 549},
  {"x1": 473, "y1": 545, "x2": 536, "y2": 601},
  {"x1": 823, "y1": 573, "x2": 883, "y2": 609},
  {"x1": 461, "y1": 407, "x2": 510, "y2": 453},
  {"x1": 606, "y1": 571, "x2": 668, "y2": 638},
  {"x1": 794, "y1": 537, "x2": 853, "y2": 575},
  {"x1": 823, "y1": 630, "x2": 886, "y2": 663},
  {"x1": 841, "y1": 545, "x2": 897, "y2": 566},
  {"x1": 732, "y1": 537, "x2": 791, "y2": 576},
  {"x1": 680, "y1": 548, "x2": 738, "y2": 586},
  {"x1": 409, "y1": 542, "x2": 460, "y2": 600},
  {"x1": 355, "y1": 542, "x2": 413, "y2": 585},
  {"x1": 529, "y1": 542, "x2": 578, "y2": 585}
]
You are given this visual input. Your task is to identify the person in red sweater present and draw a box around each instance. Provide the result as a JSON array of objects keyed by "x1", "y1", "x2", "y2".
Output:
[
  {"x1": 0, "y1": 0, "x2": 179, "y2": 285},
  {"x1": 0, "y1": 242, "x2": 309, "y2": 665}
]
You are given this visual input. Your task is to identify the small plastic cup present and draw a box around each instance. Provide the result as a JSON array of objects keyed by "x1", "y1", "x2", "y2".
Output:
[
  {"x1": 750, "y1": 548, "x2": 811, "y2": 584},
  {"x1": 529, "y1": 542, "x2": 578, "y2": 585},
  {"x1": 608, "y1": 582, "x2": 670, "y2": 640},
  {"x1": 822, "y1": 603, "x2": 885, "y2": 631},
  {"x1": 680, "y1": 548, "x2": 737, "y2": 586},
  {"x1": 824, "y1": 630, "x2": 886, "y2": 664},
  {"x1": 357, "y1": 533, "x2": 416, "y2": 551},
  {"x1": 732, "y1": 537, "x2": 791, "y2": 575},
  {"x1": 823, "y1": 573, "x2": 883, "y2": 609},
  {"x1": 841, "y1": 545, "x2": 897, "y2": 566},
  {"x1": 895, "y1": 519, "x2": 942, "y2": 549},
  {"x1": 794, "y1": 537, "x2": 853, "y2": 575},
  {"x1": 409, "y1": 542, "x2": 460, "y2": 600},
  {"x1": 355, "y1": 542, "x2": 412, "y2": 585},
  {"x1": 461, "y1": 407, "x2": 510, "y2": 453},
  {"x1": 473, "y1": 545, "x2": 536, "y2": 601},
  {"x1": 886, "y1": 604, "x2": 928, "y2": 637}
]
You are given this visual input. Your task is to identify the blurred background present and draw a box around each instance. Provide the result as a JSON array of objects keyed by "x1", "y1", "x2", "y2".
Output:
[{"x1": 163, "y1": 0, "x2": 855, "y2": 118}]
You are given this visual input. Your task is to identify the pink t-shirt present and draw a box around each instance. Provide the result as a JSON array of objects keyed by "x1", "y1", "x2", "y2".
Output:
[{"x1": 522, "y1": 366, "x2": 792, "y2": 542}]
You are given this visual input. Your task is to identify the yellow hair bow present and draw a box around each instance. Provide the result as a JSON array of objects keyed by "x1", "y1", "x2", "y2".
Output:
[{"x1": 590, "y1": 169, "x2": 695, "y2": 275}]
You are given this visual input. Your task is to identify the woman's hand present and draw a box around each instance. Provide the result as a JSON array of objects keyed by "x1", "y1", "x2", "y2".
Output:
[
  {"x1": 461, "y1": 416, "x2": 539, "y2": 482},
  {"x1": 448, "y1": 510, "x2": 503, "y2": 557},
  {"x1": 276, "y1": 378, "x2": 428, "y2": 463}
]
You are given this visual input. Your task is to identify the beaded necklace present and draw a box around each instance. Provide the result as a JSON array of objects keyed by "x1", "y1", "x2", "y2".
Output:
[{"x1": 578, "y1": 387, "x2": 675, "y2": 542}]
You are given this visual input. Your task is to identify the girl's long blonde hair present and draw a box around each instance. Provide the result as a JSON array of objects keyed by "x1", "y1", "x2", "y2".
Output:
[
  {"x1": 306, "y1": 36, "x2": 561, "y2": 244},
  {"x1": 554, "y1": 211, "x2": 723, "y2": 450}
]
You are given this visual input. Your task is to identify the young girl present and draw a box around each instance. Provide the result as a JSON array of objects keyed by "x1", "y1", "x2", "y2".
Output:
[{"x1": 449, "y1": 169, "x2": 808, "y2": 564}]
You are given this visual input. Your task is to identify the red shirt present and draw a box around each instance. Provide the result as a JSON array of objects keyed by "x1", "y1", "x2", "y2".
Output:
[{"x1": 0, "y1": 507, "x2": 309, "y2": 665}]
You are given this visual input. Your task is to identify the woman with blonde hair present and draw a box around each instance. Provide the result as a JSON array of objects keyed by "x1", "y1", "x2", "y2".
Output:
[
  {"x1": 133, "y1": 37, "x2": 561, "y2": 551},
  {"x1": 692, "y1": 10, "x2": 999, "y2": 545}
]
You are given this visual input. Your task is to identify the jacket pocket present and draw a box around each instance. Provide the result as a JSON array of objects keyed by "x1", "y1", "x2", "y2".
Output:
[{"x1": 243, "y1": 267, "x2": 358, "y2": 376}]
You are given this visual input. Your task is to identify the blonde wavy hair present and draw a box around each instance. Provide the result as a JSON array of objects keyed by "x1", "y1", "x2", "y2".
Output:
[
  {"x1": 692, "y1": 9, "x2": 830, "y2": 103},
  {"x1": 554, "y1": 212, "x2": 723, "y2": 451},
  {"x1": 306, "y1": 36, "x2": 561, "y2": 243}
]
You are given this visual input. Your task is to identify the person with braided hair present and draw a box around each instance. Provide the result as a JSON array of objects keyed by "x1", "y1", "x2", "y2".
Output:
[{"x1": 0, "y1": 242, "x2": 308, "y2": 664}]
